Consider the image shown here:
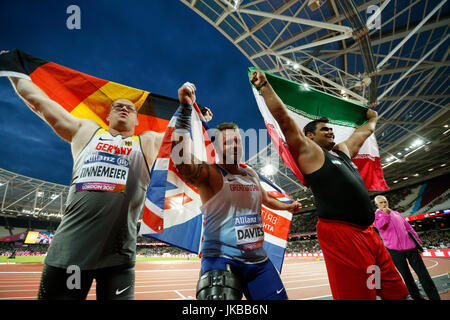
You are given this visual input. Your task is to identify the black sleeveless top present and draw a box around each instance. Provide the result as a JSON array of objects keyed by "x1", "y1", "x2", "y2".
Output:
[{"x1": 303, "y1": 149, "x2": 374, "y2": 226}]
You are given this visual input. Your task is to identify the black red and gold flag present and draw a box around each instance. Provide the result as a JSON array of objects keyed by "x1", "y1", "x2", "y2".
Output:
[{"x1": 0, "y1": 49, "x2": 187, "y2": 135}]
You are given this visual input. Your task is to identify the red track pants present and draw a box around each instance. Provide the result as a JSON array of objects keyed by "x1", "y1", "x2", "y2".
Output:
[{"x1": 317, "y1": 218, "x2": 409, "y2": 300}]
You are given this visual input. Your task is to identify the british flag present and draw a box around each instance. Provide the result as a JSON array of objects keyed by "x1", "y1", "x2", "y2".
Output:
[
  {"x1": 139, "y1": 102, "x2": 214, "y2": 253},
  {"x1": 138, "y1": 103, "x2": 294, "y2": 272}
]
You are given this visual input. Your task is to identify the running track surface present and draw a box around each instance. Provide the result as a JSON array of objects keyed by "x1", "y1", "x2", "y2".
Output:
[{"x1": 0, "y1": 257, "x2": 448, "y2": 300}]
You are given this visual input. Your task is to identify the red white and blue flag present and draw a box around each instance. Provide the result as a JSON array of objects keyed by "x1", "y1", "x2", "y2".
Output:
[
  {"x1": 139, "y1": 103, "x2": 214, "y2": 253},
  {"x1": 257, "y1": 174, "x2": 294, "y2": 272}
]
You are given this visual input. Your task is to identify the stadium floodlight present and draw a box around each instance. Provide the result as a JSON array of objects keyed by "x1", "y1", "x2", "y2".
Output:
[
  {"x1": 300, "y1": 83, "x2": 310, "y2": 91},
  {"x1": 412, "y1": 139, "x2": 423, "y2": 147},
  {"x1": 308, "y1": 0, "x2": 324, "y2": 11},
  {"x1": 232, "y1": 0, "x2": 241, "y2": 10},
  {"x1": 223, "y1": 0, "x2": 241, "y2": 10},
  {"x1": 362, "y1": 77, "x2": 372, "y2": 87}
]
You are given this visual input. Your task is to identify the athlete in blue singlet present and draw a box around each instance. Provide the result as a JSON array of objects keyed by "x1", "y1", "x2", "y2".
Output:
[{"x1": 172, "y1": 82, "x2": 301, "y2": 300}]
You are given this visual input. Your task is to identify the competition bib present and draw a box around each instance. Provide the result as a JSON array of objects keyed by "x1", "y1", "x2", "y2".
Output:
[
  {"x1": 234, "y1": 214, "x2": 265, "y2": 251},
  {"x1": 76, "y1": 137, "x2": 134, "y2": 192}
]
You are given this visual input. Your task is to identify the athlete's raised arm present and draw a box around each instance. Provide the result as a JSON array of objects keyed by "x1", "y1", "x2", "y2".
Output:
[
  {"x1": 8, "y1": 76, "x2": 97, "y2": 143},
  {"x1": 335, "y1": 109, "x2": 378, "y2": 159},
  {"x1": 170, "y1": 83, "x2": 217, "y2": 187},
  {"x1": 140, "y1": 96, "x2": 213, "y2": 173},
  {"x1": 250, "y1": 70, "x2": 324, "y2": 174},
  {"x1": 139, "y1": 130, "x2": 165, "y2": 171}
]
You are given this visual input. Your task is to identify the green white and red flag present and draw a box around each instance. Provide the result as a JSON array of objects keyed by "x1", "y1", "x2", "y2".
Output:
[{"x1": 249, "y1": 68, "x2": 389, "y2": 191}]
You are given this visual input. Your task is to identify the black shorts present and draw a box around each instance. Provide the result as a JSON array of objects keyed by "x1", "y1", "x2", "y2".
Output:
[{"x1": 38, "y1": 263, "x2": 135, "y2": 300}]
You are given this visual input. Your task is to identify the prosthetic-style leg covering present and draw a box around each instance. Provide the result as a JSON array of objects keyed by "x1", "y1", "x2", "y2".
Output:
[{"x1": 196, "y1": 264, "x2": 243, "y2": 300}]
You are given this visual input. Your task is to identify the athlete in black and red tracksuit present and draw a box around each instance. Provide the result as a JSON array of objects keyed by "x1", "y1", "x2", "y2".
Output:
[{"x1": 250, "y1": 70, "x2": 409, "y2": 300}]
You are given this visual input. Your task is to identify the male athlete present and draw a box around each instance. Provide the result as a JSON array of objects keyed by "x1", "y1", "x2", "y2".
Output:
[
  {"x1": 172, "y1": 82, "x2": 301, "y2": 300},
  {"x1": 4, "y1": 54, "x2": 210, "y2": 299},
  {"x1": 250, "y1": 70, "x2": 408, "y2": 300}
]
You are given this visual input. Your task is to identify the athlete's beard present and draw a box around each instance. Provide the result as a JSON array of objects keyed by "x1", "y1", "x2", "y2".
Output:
[
  {"x1": 323, "y1": 140, "x2": 336, "y2": 151},
  {"x1": 221, "y1": 150, "x2": 242, "y2": 165},
  {"x1": 222, "y1": 154, "x2": 239, "y2": 165}
]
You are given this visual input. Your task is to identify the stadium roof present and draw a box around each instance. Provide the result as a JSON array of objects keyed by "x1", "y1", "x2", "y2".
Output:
[
  {"x1": 181, "y1": 0, "x2": 450, "y2": 207},
  {"x1": 0, "y1": 168, "x2": 68, "y2": 221}
]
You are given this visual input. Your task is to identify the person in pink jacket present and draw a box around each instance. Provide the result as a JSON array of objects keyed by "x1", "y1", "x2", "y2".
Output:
[{"x1": 374, "y1": 195, "x2": 440, "y2": 300}]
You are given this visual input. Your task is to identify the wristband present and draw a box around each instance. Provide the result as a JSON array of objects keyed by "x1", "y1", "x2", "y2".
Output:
[
  {"x1": 255, "y1": 80, "x2": 268, "y2": 91},
  {"x1": 174, "y1": 103, "x2": 192, "y2": 132}
]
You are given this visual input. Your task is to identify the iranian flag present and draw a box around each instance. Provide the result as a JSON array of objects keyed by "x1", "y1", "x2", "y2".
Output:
[{"x1": 249, "y1": 68, "x2": 388, "y2": 191}]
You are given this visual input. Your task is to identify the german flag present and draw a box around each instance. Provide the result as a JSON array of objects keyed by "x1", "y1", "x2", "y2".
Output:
[{"x1": 0, "y1": 49, "x2": 202, "y2": 135}]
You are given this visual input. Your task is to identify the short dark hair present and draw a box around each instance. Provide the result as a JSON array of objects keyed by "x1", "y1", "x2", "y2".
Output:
[
  {"x1": 303, "y1": 117, "x2": 330, "y2": 135},
  {"x1": 211, "y1": 123, "x2": 239, "y2": 143}
]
